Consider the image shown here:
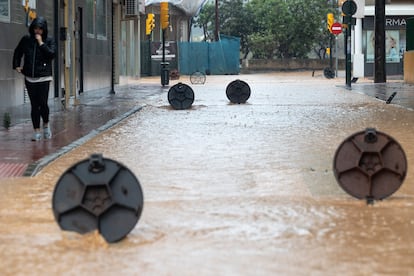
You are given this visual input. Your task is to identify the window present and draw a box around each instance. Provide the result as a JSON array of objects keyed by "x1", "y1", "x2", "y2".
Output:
[
  {"x1": 86, "y1": 0, "x2": 107, "y2": 39},
  {"x1": 96, "y1": 0, "x2": 107, "y2": 39},
  {"x1": 86, "y1": 0, "x2": 95, "y2": 37},
  {"x1": 0, "y1": 0, "x2": 10, "y2": 22}
]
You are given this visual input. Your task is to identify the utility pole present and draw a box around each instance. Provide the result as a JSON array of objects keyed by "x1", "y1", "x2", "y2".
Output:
[
  {"x1": 63, "y1": 0, "x2": 70, "y2": 108},
  {"x1": 215, "y1": 0, "x2": 219, "y2": 41},
  {"x1": 110, "y1": 1, "x2": 115, "y2": 94},
  {"x1": 342, "y1": 0, "x2": 357, "y2": 88},
  {"x1": 374, "y1": 0, "x2": 386, "y2": 83}
]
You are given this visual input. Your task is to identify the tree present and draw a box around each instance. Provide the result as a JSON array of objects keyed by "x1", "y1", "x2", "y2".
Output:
[
  {"x1": 247, "y1": 0, "x2": 331, "y2": 58},
  {"x1": 218, "y1": 0, "x2": 252, "y2": 58},
  {"x1": 193, "y1": 0, "x2": 252, "y2": 56},
  {"x1": 193, "y1": 3, "x2": 215, "y2": 42},
  {"x1": 193, "y1": 0, "x2": 332, "y2": 59}
]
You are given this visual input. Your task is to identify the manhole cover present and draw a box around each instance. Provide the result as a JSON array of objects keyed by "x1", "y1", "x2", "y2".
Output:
[
  {"x1": 226, "y1": 80, "x2": 251, "y2": 104},
  {"x1": 190, "y1": 71, "x2": 206, "y2": 85},
  {"x1": 168, "y1": 83, "x2": 195, "y2": 110},
  {"x1": 52, "y1": 154, "x2": 144, "y2": 242},
  {"x1": 333, "y1": 128, "x2": 407, "y2": 202}
]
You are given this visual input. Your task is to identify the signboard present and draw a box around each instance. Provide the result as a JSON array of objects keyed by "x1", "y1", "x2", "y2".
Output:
[
  {"x1": 363, "y1": 16, "x2": 408, "y2": 30},
  {"x1": 22, "y1": 0, "x2": 36, "y2": 9},
  {"x1": 151, "y1": 41, "x2": 177, "y2": 61},
  {"x1": 331, "y1": 22, "x2": 343, "y2": 35}
]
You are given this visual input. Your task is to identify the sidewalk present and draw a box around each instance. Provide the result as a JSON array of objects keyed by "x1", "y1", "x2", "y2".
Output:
[
  {"x1": 0, "y1": 77, "x2": 167, "y2": 178},
  {"x1": 0, "y1": 72, "x2": 413, "y2": 179}
]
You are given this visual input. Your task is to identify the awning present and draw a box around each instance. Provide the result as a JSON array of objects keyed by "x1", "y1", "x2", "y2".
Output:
[{"x1": 364, "y1": 4, "x2": 414, "y2": 16}]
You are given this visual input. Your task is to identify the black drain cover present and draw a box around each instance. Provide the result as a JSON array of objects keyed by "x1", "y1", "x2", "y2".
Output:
[
  {"x1": 52, "y1": 154, "x2": 144, "y2": 243},
  {"x1": 226, "y1": 80, "x2": 251, "y2": 104},
  {"x1": 168, "y1": 83, "x2": 195, "y2": 110}
]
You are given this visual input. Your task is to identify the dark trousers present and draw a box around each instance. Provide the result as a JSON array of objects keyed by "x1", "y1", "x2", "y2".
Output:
[{"x1": 25, "y1": 80, "x2": 50, "y2": 129}]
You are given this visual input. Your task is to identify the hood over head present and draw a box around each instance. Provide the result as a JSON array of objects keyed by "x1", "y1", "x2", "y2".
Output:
[{"x1": 29, "y1": 16, "x2": 48, "y2": 39}]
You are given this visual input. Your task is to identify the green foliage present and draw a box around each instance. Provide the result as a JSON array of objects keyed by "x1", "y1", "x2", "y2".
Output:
[
  {"x1": 218, "y1": 0, "x2": 252, "y2": 57},
  {"x1": 194, "y1": 0, "x2": 333, "y2": 59},
  {"x1": 193, "y1": 3, "x2": 215, "y2": 41}
]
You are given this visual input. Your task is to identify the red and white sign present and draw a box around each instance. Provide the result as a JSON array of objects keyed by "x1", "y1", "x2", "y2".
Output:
[{"x1": 331, "y1": 22, "x2": 343, "y2": 35}]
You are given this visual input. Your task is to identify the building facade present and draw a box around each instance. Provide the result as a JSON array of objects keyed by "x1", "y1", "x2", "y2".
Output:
[
  {"x1": 0, "y1": 0, "x2": 145, "y2": 109},
  {"x1": 350, "y1": 0, "x2": 414, "y2": 77}
]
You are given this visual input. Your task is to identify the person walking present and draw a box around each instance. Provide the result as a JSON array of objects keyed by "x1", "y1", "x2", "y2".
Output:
[{"x1": 13, "y1": 16, "x2": 56, "y2": 141}]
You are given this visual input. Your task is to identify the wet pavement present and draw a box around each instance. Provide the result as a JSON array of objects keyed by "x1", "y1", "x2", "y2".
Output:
[
  {"x1": 1, "y1": 71, "x2": 414, "y2": 275},
  {"x1": 0, "y1": 78, "x2": 165, "y2": 178}
]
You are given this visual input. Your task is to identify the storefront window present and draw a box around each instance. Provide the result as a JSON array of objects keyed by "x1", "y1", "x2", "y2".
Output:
[
  {"x1": 364, "y1": 16, "x2": 409, "y2": 65},
  {"x1": 366, "y1": 30, "x2": 402, "y2": 63},
  {"x1": 0, "y1": 0, "x2": 10, "y2": 22}
]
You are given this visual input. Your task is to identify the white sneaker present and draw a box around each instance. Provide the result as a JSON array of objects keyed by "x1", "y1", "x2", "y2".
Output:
[
  {"x1": 43, "y1": 127, "x2": 52, "y2": 139},
  {"x1": 31, "y1": 132, "x2": 42, "y2": 141}
]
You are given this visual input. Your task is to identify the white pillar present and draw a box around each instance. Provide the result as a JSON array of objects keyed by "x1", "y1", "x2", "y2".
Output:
[
  {"x1": 353, "y1": 18, "x2": 365, "y2": 77},
  {"x1": 352, "y1": 0, "x2": 365, "y2": 78}
]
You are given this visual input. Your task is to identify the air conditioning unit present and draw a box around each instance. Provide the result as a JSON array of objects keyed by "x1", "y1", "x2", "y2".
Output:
[{"x1": 124, "y1": 0, "x2": 138, "y2": 16}]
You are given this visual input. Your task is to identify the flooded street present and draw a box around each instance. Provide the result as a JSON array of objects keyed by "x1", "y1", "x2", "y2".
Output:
[{"x1": 1, "y1": 73, "x2": 414, "y2": 275}]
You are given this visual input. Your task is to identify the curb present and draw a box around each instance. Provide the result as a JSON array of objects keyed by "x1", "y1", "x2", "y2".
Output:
[{"x1": 24, "y1": 105, "x2": 144, "y2": 177}]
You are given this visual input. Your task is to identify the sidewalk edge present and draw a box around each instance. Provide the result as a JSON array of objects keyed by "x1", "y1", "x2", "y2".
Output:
[{"x1": 23, "y1": 105, "x2": 144, "y2": 177}]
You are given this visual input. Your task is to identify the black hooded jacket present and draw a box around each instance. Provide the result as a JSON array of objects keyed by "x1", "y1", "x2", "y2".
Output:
[{"x1": 12, "y1": 17, "x2": 56, "y2": 78}]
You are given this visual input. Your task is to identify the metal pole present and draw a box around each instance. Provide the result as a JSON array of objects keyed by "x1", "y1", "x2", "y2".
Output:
[
  {"x1": 64, "y1": 0, "x2": 70, "y2": 109},
  {"x1": 346, "y1": 18, "x2": 352, "y2": 88},
  {"x1": 54, "y1": 0, "x2": 60, "y2": 98},
  {"x1": 335, "y1": 36, "x2": 338, "y2": 77},
  {"x1": 110, "y1": 2, "x2": 115, "y2": 94},
  {"x1": 215, "y1": 0, "x2": 219, "y2": 41},
  {"x1": 374, "y1": 0, "x2": 386, "y2": 83},
  {"x1": 71, "y1": 0, "x2": 77, "y2": 102},
  {"x1": 148, "y1": 35, "x2": 152, "y2": 76},
  {"x1": 162, "y1": 30, "x2": 165, "y2": 64},
  {"x1": 329, "y1": 34, "x2": 333, "y2": 69}
]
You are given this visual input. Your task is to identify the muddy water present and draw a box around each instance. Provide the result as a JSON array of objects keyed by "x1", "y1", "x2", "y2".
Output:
[{"x1": 1, "y1": 73, "x2": 414, "y2": 275}]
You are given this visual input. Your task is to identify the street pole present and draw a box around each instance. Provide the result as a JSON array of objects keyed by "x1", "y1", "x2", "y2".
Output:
[
  {"x1": 341, "y1": 0, "x2": 357, "y2": 88},
  {"x1": 110, "y1": 2, "x2": 115, "y2": 94},
  {"x1": 162, "y1": 29, "x2": 166, "y2": 66},
  {"x1": 345, "y1": 17, "x2": 352, "y2": 88},
  {"x1": 374, "y1": 0, "x2": 386, "y2": 83},
  {"x1": 63, "y1": 0, "x2": 70, "y2": 109},
  {"x1": 335, "y1": 36, "x2": 339, "y2": 77},
  {"x1": 148, "y1": 35, "x2": 152, "y2": 76},
  {"x1": 160, "y1": 2, "x2": 169, "y2": 86},
  {"x1": 215, "y1": 0, "x2": 219, "y2": 41},
  {"x1": 71, "y1": 0, "x2": 77, "y2": 103}
]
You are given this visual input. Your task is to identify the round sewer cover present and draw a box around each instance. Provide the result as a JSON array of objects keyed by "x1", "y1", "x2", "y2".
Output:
[
  {"x1": 52, "y1": 153, "x2": 144, "y2": 243},
  {"x1": 333, "y1": 128, "x2": 407, "y2": 201},
  {"x1": 168, "y1": 83, "x2": 195, "y2": 110},
  {"x1": 226, "y1": 80, "x2": 251, "y2": 104}
]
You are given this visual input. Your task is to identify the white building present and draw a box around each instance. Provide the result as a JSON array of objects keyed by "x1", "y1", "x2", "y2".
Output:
[{"x1": 352, "y1": 0, "x2": 414, "y2": 77}]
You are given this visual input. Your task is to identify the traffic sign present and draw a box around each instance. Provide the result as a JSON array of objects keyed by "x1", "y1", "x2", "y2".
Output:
[{"x1": 331, "y1": 22, "x2": 343, "y2": 35}]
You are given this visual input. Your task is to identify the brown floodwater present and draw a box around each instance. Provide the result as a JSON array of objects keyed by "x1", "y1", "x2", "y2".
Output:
[{"x1": 1, "y1": 73, "x2": 414, "y2": 275}]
